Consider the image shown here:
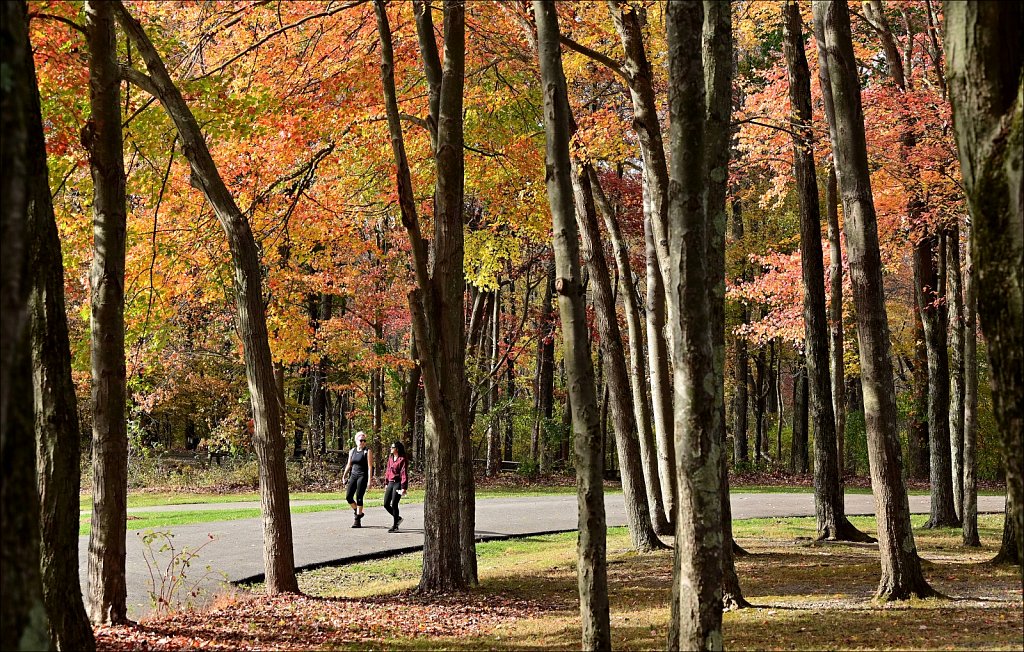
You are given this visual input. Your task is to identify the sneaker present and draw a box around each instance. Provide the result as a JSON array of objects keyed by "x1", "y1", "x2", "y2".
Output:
[
  {"x1": 352, "y1": 521, "x2": 362, "y2": 529},
  {"x1": 388, "y1": 525, "x2": 398, "y2": 533},
  {"x1": 396, "y1": 517, "x2": 404, "y2": 527}
]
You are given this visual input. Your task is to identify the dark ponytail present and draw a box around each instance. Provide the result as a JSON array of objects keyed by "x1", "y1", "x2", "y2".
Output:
[{"x1": 391, "y1": 441, "x2": 407, "y2": 458}]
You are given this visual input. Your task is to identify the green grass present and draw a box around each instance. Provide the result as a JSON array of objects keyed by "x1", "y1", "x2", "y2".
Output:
[{"x1": 79, "y1": 503, "x2": 346, "y2": 536}]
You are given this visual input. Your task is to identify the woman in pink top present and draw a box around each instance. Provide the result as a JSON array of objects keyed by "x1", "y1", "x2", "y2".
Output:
[{"x1": 383, "y1": 441, "x2": 409, "y2": 533}]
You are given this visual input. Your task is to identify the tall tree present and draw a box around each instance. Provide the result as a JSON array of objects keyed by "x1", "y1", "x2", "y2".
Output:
[
  {"x1": 703, "y1": 0, "x2": 748, "y2": 609},
  {"x1": 573, "y1": 164, "x2": 663, "y2": 551},
  {"x1": 534, "y1": 1, "x2": 611, "y2": 647},
  {"x1": 944, "y1": 0, "x2": 1023, "y2": 566},
  {"x1": 783, "y1": 0, "x2": 870, "y2": 542},
  {"x1": 665, "y1": 1, "x2": 724, "y2": 648},
  {"x1": 813, "y1": 0, "x2": 936, "y2": 600},
  {"x1": 84, "y1": 0, "x2": 129, "y2": 623},
  {"x1": 946, "y1": 224, "x2": 965, "y2": 518},
  {"x1": 0, "y1": 2, "x2": 52, "y2": 648},
  {"x1": 29, "y1": 4, "x2": 96, "y2": 644},
  {"x1": 609, "y1": 1, "x2": 677, "y2": 522},
  {"x1": 591, "y1": 169, "x2": 671, "y2": 535},
  {"x1": 113, "y1": 0, "x2": 298, "y2": 594},
  {"x1": 915, "y1": 232, "x2": 959, "y2": 528},
  {"x1": 961, "y1": 225, "x2": 980, "y2": 547}
]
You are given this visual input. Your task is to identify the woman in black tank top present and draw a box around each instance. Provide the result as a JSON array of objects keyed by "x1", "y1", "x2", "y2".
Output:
[{"x1": 343, "y1": 431, "x2": 374, "y2": 527}]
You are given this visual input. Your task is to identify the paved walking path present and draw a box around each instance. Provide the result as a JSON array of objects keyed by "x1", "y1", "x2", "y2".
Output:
[{"x1": 77, "y1": 492, "x2": 1005, "y2": 619}]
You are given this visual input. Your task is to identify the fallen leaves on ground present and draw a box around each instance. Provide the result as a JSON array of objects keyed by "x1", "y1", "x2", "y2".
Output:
[{"x1": 95, "y1": 590, "x2": 547, "y2": 651}]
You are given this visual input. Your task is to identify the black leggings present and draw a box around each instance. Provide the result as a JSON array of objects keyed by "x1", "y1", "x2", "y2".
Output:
[
  {"x1": 383, "y1": 481, "x2": 403, "y2": 522},
  {"x1": 346, "y1": 473, "x2": 368, "y2": 507}
]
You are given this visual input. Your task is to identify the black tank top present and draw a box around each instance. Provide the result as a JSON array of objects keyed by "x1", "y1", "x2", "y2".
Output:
[{"x1": 350, "y1": 448, "x2": 369, "y2": 476}]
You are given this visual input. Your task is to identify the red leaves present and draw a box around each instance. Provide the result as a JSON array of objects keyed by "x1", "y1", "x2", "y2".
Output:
[{"x1": 95, "y1": 591, "x2": 544, "y2": 651}]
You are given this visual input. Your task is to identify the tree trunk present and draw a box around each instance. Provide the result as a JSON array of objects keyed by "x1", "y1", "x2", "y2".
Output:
[
  {"x1": 1, "y1": 4, "x2": 53, "y2": 647},
  {"x1": 534, "y1": 258, "x2": 555, "y2": 474},
  {"x1": 944, "y1": 0, "x2": 1023, "y2": 567},
  {"x1": 574, "y1": 164, "x2": 663, "y2": 551},
  {"x1": 645, "y1": 209, "x2": 677, "y2": 520},
  {"x1": 665, "y1": 2, "x2": 724, "y2": 648},
  {"x1": 114, "y1": 1, "x2": 298, "y2": 594},
  {"x1": 962, "y1": 224, "x2": 980, "y2": 547},
  {"x1": 992, "y1": 492, "x2": 1020, "y2": 566},
  {"x1": 909, "y1": 273, "x2": 930, "y2": 480},
  {"x1": 824, "y1": 165, "x2": 846, "y2": 475},
  {"x1": 486, "y1": 288, "x2": 501, "y2": 477},
  {"x1": 813, "y1": 0, "x2": 935, "y2": 600},
  {"x1": 85, "y1": 0, "x2": 129, "y2": 624},
  {"x1": 753, "y1": 347, "x2": 767, "y2": 461},
  {"x1": 915, "y1": 234, "x2": 959, "y2": 528},
  {"x1": 732, "y1": 200, "x2": 750, "y2": 467},
  {"x1": 401, "y1": 334, "x2": 421, "y2": 444},
  {"x1": 703, "y1": 0, "x2": 747, "y2": 609},
  {"x1": 591, "y1": 169, "x2": 670, "y2": 537},
  {"x1": 28, "y1": 8, "x2": 95, "y2": 642},
  {"x1": 790, "y1": 358, "x2": 809, "y2": 474},
  {"x1": 946, "y1": 224, "x2": 965, "y2": 518},
  {"x1": 377, "y1": 0, "x2": 472, "y2": 592},
  {"x1": 535, "y1": 2, "x2": 611, "y2": 647},
  {"x1": 783, "y1": 0, "x2": 868, "y2": 541}
]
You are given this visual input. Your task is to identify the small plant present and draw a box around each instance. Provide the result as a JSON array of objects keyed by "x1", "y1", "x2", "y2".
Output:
[{"x1": 139, "y1": 529, "x2": 225, "y2": 616}]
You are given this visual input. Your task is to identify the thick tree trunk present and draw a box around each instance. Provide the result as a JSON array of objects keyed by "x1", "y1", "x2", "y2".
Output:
[
  {"x1": 992, "y1": 493, "x2": 1020, "y2": 566},
  {"x1": 665, "y1": 2, "x2": 724, "y2": 648},
  {"x1": 946, "y1": 224, "x2": 965, "y2": 518},
  {"x1": 813, "y1": 0, "x2": 935, "y2": 601},
  {"x1": 783, "y1": 0, "x2": 869, "y2": 541},
  {"x1": 378, "y1": 0, "x2": 472, "y2": 591},
  {"x1": 574, "y1": 164, "x2": 663, "y2": 551},
  {"x1": 535, "y1": 3, "x2": 611, "y2": 647},
  {"x1": 1, "y1": 4, "x2": 53, "y2": 647},
  {"x1": 962, "y1": 226, "x2": 980, "y2": 547},
  {"x1": 915, "y1": 234, "x2": 959, "y2": 528},
  {"x1": 28, "y1": 8, "x2": 95, "y2": 642},
  {"x1": 703, "y1": 0, "x2": 747, "y2": 609},
  {"x1": 85, "y1": 0, "x2": 129, "y2": 624},
  {"x1": 944, "y1": 0, "x2": 1023, "y2": 567},
  {"x1": 114, "y1": 1, "x2": 298, "y2": 594},
  {"x1": 591, "y1": 169, "x2": 670, "y2": 535}
]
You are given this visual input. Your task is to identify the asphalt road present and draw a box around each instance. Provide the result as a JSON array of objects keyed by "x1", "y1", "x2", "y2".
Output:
[{"x1": 76, "y1": 492, "x2": 1006, "y2": 619}]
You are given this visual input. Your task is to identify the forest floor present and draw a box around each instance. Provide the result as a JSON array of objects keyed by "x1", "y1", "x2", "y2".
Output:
[{"x1": 94, "y1": 514, "x2": 1021, "y2": 651}]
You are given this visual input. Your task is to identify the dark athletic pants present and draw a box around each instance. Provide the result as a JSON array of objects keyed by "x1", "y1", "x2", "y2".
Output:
[
  {"x1": 346, "y1": 473, "x2": 368, "y2": 506},
  {"x1": 383, "y1": 481, "x2": 402, "y2": 523}
]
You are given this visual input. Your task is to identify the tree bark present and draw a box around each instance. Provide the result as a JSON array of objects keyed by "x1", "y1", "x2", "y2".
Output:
[
  {"x1": 946, "y1": 224, "x2": 965, "y2": 519},
  {"x1": 909, "y1": 273, "x2": 930, "y2": 480},
  {"x1": 944, "y1": 0, "x2": 1023, "y2": 567},
  {"x1": 85, "y1": 0, "x2": 129, "y2": 623},
  {"x1": 992, "y1": 492, "x2": 1020, "y2": 566},
  {"x1": 486, "y1": 287, "x2": 501, "y2": 477},
  {"x1": 591, "y1": 169, "x2": 670, "y2": 535},
  {"x1": 915, "y1": 234, "x2": 959, "y2": 528},
  {"x1": 731, "y1": 200, "x2": 750, "y2": 467},
  {"x1": 703, "y1": 0, "x2": 747, "y2": 609},
  {"x1": 962, "y1": 224, "x2": 980, "y2": 547},
  {"x1": 813, "y1": 0, "x2": 936, "y2": 600},
  {"x1": 534, "y1": 257, "x2": 555, "y2": 474},
  {"x1": 790, "y1": 358, "x2": 809, "y2": 474},
  {"x1": 535, "y1": 2, "x2": 611, "y2": 647},
  {"x1": 574, "y1": 164, "x2": 663, "y2": 551},
  {"x1": 1, "y1": 3, "x2": 53, "y2": 647},
  {"x1": 29, "y1": 4, "x2": 96, "y2": 641},
  {"x1": 665, "y1": 2, "x2": 724, "y2": 648},
  {"x1": 784, "y1": 0, "x2": 869, "y2": 541},
  {"x1": 114, "y1": 0, "x2": 298, "y2": 594},
  {"x1": 824, "y1": 165, "x2": 846, "y2": 475}
]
